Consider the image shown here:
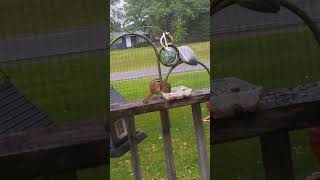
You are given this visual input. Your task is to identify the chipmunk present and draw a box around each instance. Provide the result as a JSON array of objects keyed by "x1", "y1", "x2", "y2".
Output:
[{"x1": 143, "y1": 79, "x2": 171, "y2": 104}]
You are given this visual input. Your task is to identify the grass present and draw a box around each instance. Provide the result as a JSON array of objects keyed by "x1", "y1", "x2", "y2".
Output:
[
  {"x1": 1, "y1": 51, "x2": 209, "y2": 179},
  {"x1": 3, "y1": 53, "x2": 106, "y2": 123},
  {"x1": 212, "y1": 27, "x2": 320, "y2": 179},
  {"x1": 0, "y1": 0, "x2": 105, "y2": 37},
  {"x1": 111, "y1": 41, "x2": 210, "y2": 73},
  {"x1": 112, "y1": 70, "x2": 210, "y2": 100},
  {"x1": 1, "y1": 53, "x2": 107, "y2": 179},
  {"x1": 110, "y1": 70, "x2": 210, "y2": 179},
  {"x1": 0, "y1": 0, "x2": 107, "y2": 178}
]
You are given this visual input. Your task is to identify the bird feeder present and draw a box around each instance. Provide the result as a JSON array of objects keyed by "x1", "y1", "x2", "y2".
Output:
[
  {"x1": 110, "y1": 86, "x2": 147, "y2": 158},
  {"x1": 114, "y1": 20, "x2": 210, "y2": 103},
  {"x1": 110, "y1": 117, "x2": 127, "y2": 146}
]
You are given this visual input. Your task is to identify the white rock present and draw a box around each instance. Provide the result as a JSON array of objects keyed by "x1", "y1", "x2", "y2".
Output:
[{"x1": 161, "y1": 86, "x2": 192, "y2": 100}]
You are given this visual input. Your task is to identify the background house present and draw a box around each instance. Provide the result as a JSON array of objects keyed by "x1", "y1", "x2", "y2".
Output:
[{"x1": 111, "y1": 30, "x2": 151, "y2": 50}]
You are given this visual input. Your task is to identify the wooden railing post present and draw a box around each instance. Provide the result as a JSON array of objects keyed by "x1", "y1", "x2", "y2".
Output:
[
  {"x1": 160, "y1": 109, "x2": 177, "y2": 180},
  {"x1": 260, "y1": 131, "x2": 294, "y2": 180},
  {"x1": 125, "y1": 116, "x2": 142, "y2": 180},
  {"x1": 192, "y1": 103, "x2": 210, "y2": 180}
]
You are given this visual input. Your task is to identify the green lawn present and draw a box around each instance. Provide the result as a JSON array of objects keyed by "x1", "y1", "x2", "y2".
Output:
[
  {"x1": 1, "y1": 52, "x2": 209, "y2": 180},
  {"x1": 1, "y1": 53, "x2": 107, "y2": 179},
  {"x1": 111, "y1": 70, "x2": 210, "y2": 179},
  {"x1": 111, "y1": 41, "x2": 210, "y2": 73},
  {"x1": 212, "y1": 27, "x2": 320, "y2": 179},
  {"x1": 0, "y1": 0, "x2": 105, "y2": 37}
]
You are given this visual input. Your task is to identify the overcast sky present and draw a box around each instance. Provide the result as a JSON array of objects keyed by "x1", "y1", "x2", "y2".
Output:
[
  {"x1": 110, "y1": 0, "x2": 126, "y2": 24},
  {"x1": 111, "y1": 0, "x2": 125, "y2": 9}
]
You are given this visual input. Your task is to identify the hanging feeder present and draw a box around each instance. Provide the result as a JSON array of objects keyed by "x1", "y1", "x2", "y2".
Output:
[
  {"x1": 110, "y1": 86, "x2": 147, "y2": 158},
  {"x1": 159, "y1": 45, "x2": 180, "y2": 67}
]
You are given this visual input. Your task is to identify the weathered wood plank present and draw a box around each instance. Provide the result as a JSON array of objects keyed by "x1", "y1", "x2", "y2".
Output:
[
  {"x1": 160, "y1": 109, "x2": 177, "y2": 180},
  {"x1": 110, "y1": 89, "x2": 209, "y2": 119},
  {"x1": 212, "y1": 80, "x2": 320, "y2": 144},
  {"x1": 191, "y1": 103, "x2": 210, "y2": 180},
  {"x1": 0, "y1": 119, "x2": 108, "y2": 179},
  {"x1": 211, "y1": 77, "x2": 263, "y2": 119},
  {"x1": 125, "y1": 116, "x2": 142, "y2": 180},
  {"x1": 260, "y1": 132, "x2": 294, "y2": 180}
]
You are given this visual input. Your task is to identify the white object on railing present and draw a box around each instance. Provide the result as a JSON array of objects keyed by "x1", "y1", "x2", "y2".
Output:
[
  {"x1": 211, "y1": 77, "x2": 264, "y2": 118},
  {"x1": 161, "y1": 86, "x2": 192, "y2": 100}
]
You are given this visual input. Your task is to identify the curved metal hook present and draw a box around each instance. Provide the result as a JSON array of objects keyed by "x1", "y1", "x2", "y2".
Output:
[
  {"x1": 280, "y1": 0, "x2": 320, "y2": 45},
  {"x1": 123, "y1": 18, "x2": 166, "y2": 35},
  {"x1": 110, "y1": 32, "x2": 163, "y2": 80},
  {"x1": 211, "y1": 0, "x2": 234, "y2": 16},
  {"x1": 211, "y1": 0, "x2": 320, "y2": 45},
  {"x1": 164, "y1": 61, "x2": 210, "y2": 82}
]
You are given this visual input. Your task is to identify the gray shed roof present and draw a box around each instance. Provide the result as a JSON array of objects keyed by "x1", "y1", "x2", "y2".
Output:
[
  {"x1": 110, "y1": 86, "x2": 127, "y2": 104},
  {"x1": 111, "y1": 30, "x2": 149, "y2": 38},
  {"x1": 0, "y1": 80, "x2": 53, "y2": 135}
]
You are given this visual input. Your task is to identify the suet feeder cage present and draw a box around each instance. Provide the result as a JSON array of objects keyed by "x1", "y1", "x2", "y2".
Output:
[{"x1": 110, "y1": 86, "x2": 147, "y2": 158}]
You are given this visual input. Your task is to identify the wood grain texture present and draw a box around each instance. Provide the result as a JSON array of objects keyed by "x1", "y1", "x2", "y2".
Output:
[
  {"x1": 192, "y1": 103, "x2": 210, "y2": 180},
  {"x1": 160, "y1": 109, "x2": 177, "y2": 180},
  {"x1": 125, "y1": 116, "x2": 142, "y2": 180},
  {"x1": 212, "y1": 80, "x2": 320, "y2": 144},
  {"x1": 110, "y1": 89, "x2": 209, "y2": 119},
  {"x1": 0, "y1": 119, "x2": 107, "y2": 179}
]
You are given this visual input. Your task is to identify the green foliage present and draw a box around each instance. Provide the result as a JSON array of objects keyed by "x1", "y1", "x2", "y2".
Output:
[
  {"x1": 123, "y1": 0, "x2": 210, "y2": 42},
  {"x1": 110, "y1": 0, "x2": 124, "y2": 32},
  {"x1": 172, "y1": 17, "x2": 187, "y2": 43}
]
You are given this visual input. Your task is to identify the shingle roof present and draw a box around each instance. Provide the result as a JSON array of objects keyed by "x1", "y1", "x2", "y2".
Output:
[
  {"x1": 110, "y1": 86, "x2": 127, "y2": 104},
  {"x1": 111, "y1": 30, "x2": 149, "y2": 38},
  {"x1": 109, "y1": 86, "x2": 148, "y2": 158},
  {"x1": 0, "y1": 80, "x2": 53, "y2": 135}
]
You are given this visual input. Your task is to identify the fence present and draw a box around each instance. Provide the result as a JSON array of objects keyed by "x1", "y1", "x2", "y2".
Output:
[
  {"x1": 212, "y1": 78, "x2": 320, "y2": 180},
  {"x1": 111, "y1": 88, "x2": 210, "y2": 180}
]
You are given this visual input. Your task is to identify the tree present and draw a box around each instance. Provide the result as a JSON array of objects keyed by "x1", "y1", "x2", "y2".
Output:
[
  {"x1": 110, "y1": 0, "x2": 124, "y2": 32},
  {"x1": 123, "y1": 0, "x2": 210, "y2": 42},
  {"x1": 172, "y1": 17, "x2": 187, "y2": 43}
]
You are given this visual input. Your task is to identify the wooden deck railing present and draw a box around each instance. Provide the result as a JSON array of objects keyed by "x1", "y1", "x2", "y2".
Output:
[
  {"x1": 0, "y1": 119, "x2": 107, "y2": 179},
  {"x1": 0, "y1": 88, "x2": 210, "y2": 180},
  {"x1": 2, "y1": 78, "x2": 318, "y2": 179},
  {"x1": 110, "y1": 89, "x2": 210, "y2": 180},
  {"x1": 212, "y1": 78, "x2": 320, "y2": 180}
]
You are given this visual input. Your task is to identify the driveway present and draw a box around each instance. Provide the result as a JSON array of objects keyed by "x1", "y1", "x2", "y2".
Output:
[{"x1": 111, "y1": 61, "x2": 210, "y2": 81}]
